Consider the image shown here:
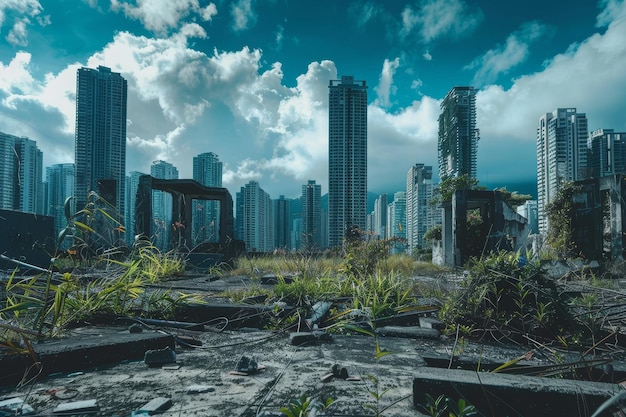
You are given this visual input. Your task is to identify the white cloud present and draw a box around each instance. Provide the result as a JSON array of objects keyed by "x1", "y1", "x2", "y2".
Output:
[
  {"x1": 466, "y1": 21, "x2": 549, "y2": 87},
  {"x1": 350, "y1": 0, "x2": 383, "y2": 28},
  {"x1": 110, "y1": 0, "x2": 218, "y2": 35},
  {"x1": 423, "y1": 50, "x2": 432, "y2": 61},
  {"x1": 596, "y1": 0, "x2": 626, "y2": 27},
  {"x1": 401, "y1": 0, "x2": 483, "y2": 42},
  {"x1": 374, "y1": 57, "x2": 400, "y2": 108},
  {"x1": 231, "y1": 0, "x2": 257, "y2": 32},
  {"x1": 0, "y1": 0, "x2": 47, "y2": 47}
]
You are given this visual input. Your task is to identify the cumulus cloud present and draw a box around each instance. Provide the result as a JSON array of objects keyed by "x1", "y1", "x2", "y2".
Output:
[
  {"x1": 401, "y1": 0, "x2": 483, "y2": 43},
  {"x1": 466, "y1": 21, "x2": 549, "y2": 87},
  {"x1": 0, "y1": 0, "x2": 48, "y2": 46},
  {"x1": 231, "y1": 0, "x2": 257, "y2": 32},
  {"x1": 110, "y1": 0, "x2": 218, "y2": 35},
  {"x1": 374, "y1": 58, "x2": 400, "y2": 108}
]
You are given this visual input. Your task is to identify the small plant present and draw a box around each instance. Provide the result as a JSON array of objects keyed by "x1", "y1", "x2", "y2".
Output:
[
  {"x1": 280, "y1": 394, "x2": 334, "y2": 417},
  {"x1": 420, "y1": 394, "x2": 480, "y2": 417}
]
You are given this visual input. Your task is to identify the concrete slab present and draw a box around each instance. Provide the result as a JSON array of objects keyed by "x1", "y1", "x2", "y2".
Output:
[
  {"x1": 412, "y1": 367, "x2": 621, "y2": 417},
  {"x1": 0, "y1": 329, "x2": 175, "y2": 387}
]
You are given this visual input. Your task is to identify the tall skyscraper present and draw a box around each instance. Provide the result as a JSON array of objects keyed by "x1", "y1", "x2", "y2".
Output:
[
  {"x1": 387, "y1": 191, "x2": 407, "y2": 253},
  {"x1": 373, "y1": 193, "x2": 388, "y2": 239},
  {"x1": 125, "y1": 171, "x2": 146, "y2": 246},
  {"x1": 406, "y1": 164, "x2": 435, "y2": 253},
  {"x1": 0, "y1": 132, "x2": 43, "y2": 214},
  {"x1": 301, "y1": 180, "x2": 322, "y2": 250},
  {"x1": 46, "y1": 163, "x2": 75, "y2": 246},
  {"x1": 151, "y1": 160, "x2": 179, "y2": 251},
  {"x1": 588, "y1": 128, "x2": 626, "y2": 178},
  {"x1": 537, "y1": 108, "x2": 588, "y2": 234},
  {"x1": 74, "y1": 66, "x2": 128, "y2": 218},
  {"x1": 274, "y1": 195, "x2": 291, "y2": 251},
  {"x1": 236, "y1": 181, "x2": 274, "y2": 253},
  {"x1": 192, "y1": 152, "x2": 223, "y2": 245},
  {"x1": 328, "y1": 75, "x2": 368, "y2": 248},
  {"x1": 438, "y1": 86, "x2": 479, "y2": 181}
]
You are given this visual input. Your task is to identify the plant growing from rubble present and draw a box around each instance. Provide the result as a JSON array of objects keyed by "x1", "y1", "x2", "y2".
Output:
[
  {"x1": 280, "y1": 394, "x2": 335, "y2": 417},
  {"x1": 419, "y1": 394, "x2": 481, "y2": 417}
]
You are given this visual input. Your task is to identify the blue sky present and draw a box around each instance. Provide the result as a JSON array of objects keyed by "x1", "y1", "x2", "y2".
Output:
[{"x1": 1, "y1": 0, "x2": 625, "y2": 200}]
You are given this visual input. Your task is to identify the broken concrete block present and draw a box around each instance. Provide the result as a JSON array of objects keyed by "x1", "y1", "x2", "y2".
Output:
[
  {"x1": 0, "y1": 397, "x2": 35, "y2": 416},
  {"x1": 289, "y1": 332, "x2": 316, "y2": 346},
  {"x1": 144, "y1": 346, "x2": 176, "y2": 367},
  {"x1": 52, "y1": 399, "x2": 99, "y2": 414},
  {"x1": 138, "y1": 397, "x2": 172, "y2": 413},
  {"x1": 418, "y1": 316, "x2": 445, "y2": 330},
  {"x1": 186, "y1": 385, "x2": 215, "y2": 394},
  {"x1": 236, "y1": 356, "x2": 258, "y2": 373},
  {"x1": 378, "y1": 325, "x2": 440, "y2": 340}
]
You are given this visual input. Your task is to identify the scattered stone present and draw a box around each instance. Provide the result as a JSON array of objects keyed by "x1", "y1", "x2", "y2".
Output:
[
  {"x1": 176, "y1": 335, "x2": 202, "y2": 348},
  {"x1": 186, "y1": 385, "x2": 216, "y2": 394},
  {"x1": 162, "y1": 364, "x2": 181, "y2": 370},
  {"x1": 331, "y1": 364, "x2": 349, "y2": 379},
  {"x1": 0, "y1": 397, "x2": 35, "y2": 416},
  {"x1": 52, "y1": 399, "x2": 99, "y2": 415},
  {"x1": 129, "y1": 324, "x2": 143, "y2": 333},
  {"x1": 320, "y1": 373, "x2": 334, "y2": 383},
  {"x1": 144, "y1": 346, "x2": 177, "y2": 367},
  {"x1": 289, "y1": 331, "x2": 332, "y2": 346},
  {"x1": 137, "y1": 397, "x2": 172, "y2": 413},
  {"x1": 236, "y1": 356, "x2": 258, "y2": 373},
  {"x1": 306, "y1": 301, "x2": 333, "y2": 328}
]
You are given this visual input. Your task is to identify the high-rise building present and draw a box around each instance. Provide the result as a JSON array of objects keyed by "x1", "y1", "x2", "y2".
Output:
[
  {"x1": 151, "y1": 160, "x2": 179, "y2": 251},
  {"x1": 46, "y1": 163, "x2": 75, "y2": 247},
  {"x1": 192, "y1": 152, "x2": 222, "y2": 245},
  {"x1": 236, "y1": 181, "x2": 274, "y2": 253},
  {"x1": 387, "y1": 191, "x2": 407, "y2": 254},
  {"x1": 0, "y1": 132, "x2": 43, "y2": 214},
  {"x1": 328, "y1": 75, "x2": 368, "y2": 248},
  {"x1": 406, "y1": 164, "x2": 435, "y2": 253},
  {"x1": 438, "y1": 86, "x2": 479, "y2": 181},
  {"x1": 537, "y1": 108, "x2": 588, "y2": 234},
  {"x1": 301, "y1": 180, "x2": 322, "y2": 250},
  {"x1": 125, "y1": 171, "x2": 146, "y2": 246},
  {"x1": 373, "y1": 193, "x2": 388, "y2": 240},
  {"x1": 274, "y1": 195, "x2": 291, "y2": 251},
  {"x1": 588, "y1": 129, "x2": 626, "y2": 178},
  {"x1": 74, "y1": 66, "x2": 127, "y2": 218}
]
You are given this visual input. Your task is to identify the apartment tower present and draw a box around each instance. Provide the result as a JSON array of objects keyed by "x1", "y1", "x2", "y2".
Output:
[
  {"x1": 0, "y1": 132, "x2": 43, "y2": 214},
  {"x1": 328, "y1": 75, "x2": 368, "y2": 248},
  {"x1": 301, "y1": 180, "x2": 322, "y2": 250},
  {"x1": 537, "y1": 108, "x2": 588, "y2": 234},
  {"x1": 588, "y1": 129, "x2": 626, "y2": 178},
  {"x1": 406, "y1": 164, "x2": 434, "y2": 253},
  {"x1": 438, "y1": 86, "x2": 479, "y2": 181},
  {"x1": 74, "y1": 66, "x2": 128, "y2": 216},
  {"x1": 192, "y1": 152, "x2": 223, "y2": 245},
  {"x1": 151, "y1": 160, "x2": 179, "y2": 250}
]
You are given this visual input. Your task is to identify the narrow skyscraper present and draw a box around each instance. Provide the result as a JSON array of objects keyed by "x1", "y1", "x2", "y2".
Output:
[
  {"x1": 193, "y1": 152, "x2": 223, "y2": 245},
  {"x1": 438, "y1": 86, "x2": 479, "y2": 181},
  {"x1": 328, "y1": 75, "x2": 368, "y2": 248},
  {"x1": 406, "y1": 164, "x2": 435, "y2": 253},
  {"x1": 301, "y1": 180, "x2": 322, "y2": 251},
  {"x1": 588, "y1": 128, "x2": 626, "y2": 178},
  {"x1": 151, "y1": 160, "x2": 179, "y2": 250},
  {"x1": 46, "y1": 163, "x2": 75, "y2": 246},
  {"x1": 0, "y1": 132, "x2": 43, "y2": 214},
  {"x1": 537, "y1": 108, "x2": 588, "y2": 234},
  {"x1": 74, "y1": 66, "x2": 128, "y2": 217}
]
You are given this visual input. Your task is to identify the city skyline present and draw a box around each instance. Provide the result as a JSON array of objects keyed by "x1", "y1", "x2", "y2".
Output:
[{"x1": 0, "y1": 1, "x2": 625, "y2": 200}]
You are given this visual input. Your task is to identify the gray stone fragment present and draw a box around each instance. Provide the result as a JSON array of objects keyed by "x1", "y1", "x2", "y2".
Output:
[
  {"x1": 418, "y1": 316, "x2": 445, "y2": 330},
  {"x1": 138, "y1": 397, "x2": 172, "y2": 413},
  {"x1": 0, "y1": 397, "x2": 35, "y2": 416},
  {"x1": 144, "y1": 346, "x2": 176, "y2": 367},
  {"x1": 378, "y1": 325, "x2": 440, "y2": 340},
  {"x1": 52, "y1": 399, "x2": 99, "y2": 414}
]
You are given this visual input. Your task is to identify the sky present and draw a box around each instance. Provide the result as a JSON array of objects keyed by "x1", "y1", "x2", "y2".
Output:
[{"x1": 1, "y1": 0, "x2": 625, "y2": 201}]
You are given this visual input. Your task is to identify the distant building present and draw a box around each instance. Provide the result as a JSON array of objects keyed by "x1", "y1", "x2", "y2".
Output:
[
  {"x1": 537, "y1": 108, "x2": 588, "y2": 234},
  {"x1": 387, "y1": 191, "x2": 407, "y2": 253},
  {"x1": 373, "y1": 193, "x2": 388, "y2": 239},
  {"x1": 74, "y1": 66, "x2": 127, "y2": 218},
  {"x1": 274, "y1": 195, "x2": 291, "y2": 251},
  {"x1": 438, "y1": 86, "x2": 479, "y2": 181},
  {"x1": 46, "y1": 163, "x2": 75, "y2": 247},
  {"x1": 236, "y1": 181, "x2": 274, "y2": 253},
  {"x1": 588, "y1": 128, "x2": 626, "y2": 178},
  {"x1": 125, "y1": 171, "x2": 146, "y2": 246},
  {"x1": 0, "y1": 132, "x2": 44, "y2": 214},
  {"x1": 328, "y1": 75, "x2": 368, "y2": 247},
  {"x1": 406, "y1": 164, "x2": 435, "y2": 253},
  {"x1": 151, "y1": 160, "x2": 179, "y2": 251},
  {"x1": 301, "y1": 180, "x2": 322, "y2": 251},
  {"x1": 517, "y1": 200, "x2": 539, "y2": 235},
  {"x1": 192, "y1": 152, "x2": 222, "y2": 245}
]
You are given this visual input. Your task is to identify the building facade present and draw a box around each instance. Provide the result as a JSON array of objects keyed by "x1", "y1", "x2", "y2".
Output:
[
  {"x1": 46, "y1": 163, "x2": 75, "y2": 247},
  {"x1": 74, "y1": 66, "x2": 127, "y2": 218},
  {"x1": 387, "y1": 191, "x2": 407, "y2": 253},
  {"x1": 236, "y1": 181, "x2": 274, "y2": 253},
  {"x1": 125, "y1": 171, "x2": 146, "y2": 246},
  {"x1": 372, "y1": 193, "x2": 388, "y2": 240},
  {"x1": 588, "y1": 128, "x2": 626, "y2": 179},
  {"x1": 274, "y1": 195, "x2": 291, "y2": 252},
  {"x1": 328, "y1": 75, "x2": 368, "y2": 248},
  {"x1": 537, "y1": 108, "x2": 588, "y2": 234},
  {"x1": 406, "y1": 163, "x2": 435, "y2": 253},
  {"x1": 438, "y1": 86, "x2": 479, "y2": 181},
  {"x1": 0, "y1": 132, "x2": 43, "y2": 214},
  {"x1": 301, "y1": 180, "x2": 322, "y2": 251},
  {"x1": 192, "y1": 152, "x2": 223, "y2": 246},
  {"x1": 151, "y1": 160, "x2": 179, "y2": 251}
]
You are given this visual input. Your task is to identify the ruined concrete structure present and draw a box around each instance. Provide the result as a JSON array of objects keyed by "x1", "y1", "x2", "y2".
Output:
[
  {"x1": 437, "y1": 190, "x2": 531, "y2": 267},
  {"x1": 134, "y1": 175, "x2": 238, "y2": 263},
  {"x1": 571, "y1": 175, "x2": 625, "y2": 261}
]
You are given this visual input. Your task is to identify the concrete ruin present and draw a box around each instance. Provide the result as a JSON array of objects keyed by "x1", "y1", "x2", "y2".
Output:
[
  {"x1": 134, "y1": 175, "x2": 241, "y2": 265},
  {"x1": 437, "y1": 189, "x2": 531, "y2": 267}
]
